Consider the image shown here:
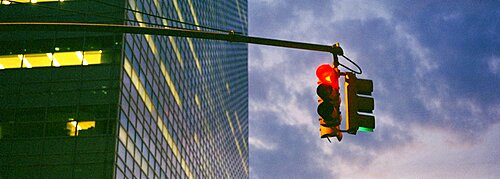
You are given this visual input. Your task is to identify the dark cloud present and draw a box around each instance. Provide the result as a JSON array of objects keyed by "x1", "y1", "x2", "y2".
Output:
[
  {"x1": 327, "y1": 1, "x2": 500, "y2": 138},
  {"x1": 249, "y1": 86, "x2": 329, "y2": 178},
  {"x1": 248, "y1": 47, "x2": 272, "y2": 101},
  {"x1": 250, "y1": 0, "x2": 336, "y2": 41},
  {"x1": 390, "y1": 1, "x2": 500, "y2": 101},
  {"x1": 250, "y1": 117, "x2": 327, "y2": 178}
]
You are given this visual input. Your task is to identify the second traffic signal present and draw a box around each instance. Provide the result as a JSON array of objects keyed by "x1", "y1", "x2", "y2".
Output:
[{"x1": 344, "y1": 72, "x2": 375, "y2": 135}]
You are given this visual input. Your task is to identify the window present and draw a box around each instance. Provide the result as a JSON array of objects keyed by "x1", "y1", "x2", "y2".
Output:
[
  {"x1": 66, "y1": 119, "x2": 96, "y2": 136},
  {"x1": 0, "y1": 50, "x2": 104, "y2": 70},
  {"x1": 2, "y1": 0, "x2": 64, "y2": 4}
]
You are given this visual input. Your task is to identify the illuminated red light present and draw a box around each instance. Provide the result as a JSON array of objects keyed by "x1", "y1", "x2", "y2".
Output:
[{"x1": 316, "y1": 64, "x2": 339, "y2": 89}]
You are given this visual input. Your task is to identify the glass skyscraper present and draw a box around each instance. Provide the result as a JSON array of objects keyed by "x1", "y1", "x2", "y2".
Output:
[{"x1": 0, "y1": 0, "x2": 248, "y2": 178}]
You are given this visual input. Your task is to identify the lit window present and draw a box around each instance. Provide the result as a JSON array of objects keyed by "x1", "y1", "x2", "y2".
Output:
[
  {"x1": 0, "y1": 50, "x2": 103, "y2": 70},
  {"x1": 19, "y1": 55, "x2": 32, "y2": 68},
  {"x1": 1, "y1": 1, "x2": 11, "y2": 5},
  {"x1": 66, "y1": 119, "x2": 96, "y2": 136},
  {"x1": 0, "y1": 55, "x2": 20, "y2": 69},
  {"x1": 46, "y1": 53, "x2": 60, "y2": 67},
  {"x1": 6, "y1": 0, "x2": 63, "y2": 3},
  {"x1": 24, "y1": 53, "x2": 52, "y2": 67},
  {"x1": 56, "y1": 51, "x2": 85, "y2": 66},
  {"x1": 75, "y1": 51, "x2": 88, "y2": 65}
]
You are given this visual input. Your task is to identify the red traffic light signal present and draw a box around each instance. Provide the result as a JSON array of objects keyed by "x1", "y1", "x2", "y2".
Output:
[
  {"x1": 316, "y1": 64, "x2": 339, "y2": 89},
  {"x1": 316, "y1": 64, "x2": 342, "y2": 141}
]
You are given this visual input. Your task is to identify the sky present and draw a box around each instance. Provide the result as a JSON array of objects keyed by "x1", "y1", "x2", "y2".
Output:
[{"x1": 247, "y1": 0, "x2": 500, "y2": 178}]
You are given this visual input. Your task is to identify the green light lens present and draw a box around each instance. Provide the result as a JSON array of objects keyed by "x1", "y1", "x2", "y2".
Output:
[{"x1": 358, "y1": 127, "x2": 373, "y2": 132}]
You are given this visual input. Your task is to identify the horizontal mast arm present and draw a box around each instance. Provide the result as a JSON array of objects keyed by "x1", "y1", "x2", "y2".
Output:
[{"x1": 0, "y1": 22, "x2": 343, "y2": 55}]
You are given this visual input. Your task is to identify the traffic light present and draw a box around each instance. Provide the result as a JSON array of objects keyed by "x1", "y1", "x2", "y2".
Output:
[
  {"x1": 316, "y1": 64, "x2": 342, "y2": 141},
  {"x1": 344, "y1": 72, "x2": 375, "y2": 135}
]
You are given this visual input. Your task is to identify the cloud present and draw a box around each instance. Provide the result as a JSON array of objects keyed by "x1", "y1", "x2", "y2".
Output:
[
  {"x1": 330, "y1": 0, "x2": 391, "y2": 22},
  {"x1": 393, "y1": 24, "x2": 438, "y2": 77},
  {"x1": 488, "y1": 56, "x2": 500, "y2": 75},
  {"x1": 251, "y1": 0, "x2": 282, "y2": 7},
  {"x1": 333, "y1": 123, "x2": 500, "y2": 178},
  {"x1": 248, "y1": 47, "x2": 287, "y2": 71},
  {"x1": 248, "y1": 59, "x2": 318, "y2": 131},
  {"x1": 249, "y1": 136, "x2": 278, "y2": 151}
]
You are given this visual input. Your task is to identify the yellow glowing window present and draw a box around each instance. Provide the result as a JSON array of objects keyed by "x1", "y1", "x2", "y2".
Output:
[
  {"x1": 66, "y1": 119, "x2": 96, "y2": 136},
  {"x1": 0, "y1": 55, "x2": 21, "y2": 69},
  {"x1": 23, "y1": 53, "x2": 52, "y2": 68},
  {"x1": 56, "y1": 51, "x2": 84, "y2": 66},
  {"x1": 3, "y1": 0, "x2": 65, "y2": 4},
  {"x1": 46, "y1": 53, "x2": 61, "y2": 67},
  {"x1": 0, "y1": 50, "x2": 103, "y2": 70},
  {"x1": 81, "y1": 50, "x2": 102, "y2": 65}
]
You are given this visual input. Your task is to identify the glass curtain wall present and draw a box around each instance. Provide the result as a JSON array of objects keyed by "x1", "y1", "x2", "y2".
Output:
[{"x1": 115, "y1": 0, "x2": 248, "y2": 178}]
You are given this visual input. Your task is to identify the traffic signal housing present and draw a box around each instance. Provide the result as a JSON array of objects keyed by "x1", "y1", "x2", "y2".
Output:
[
  {"x1": 316, "y1": 64, "x2": 342, "y2": 141},
  {"x1": 344, "y1": 72, "x2": 375, "y2": 134}
]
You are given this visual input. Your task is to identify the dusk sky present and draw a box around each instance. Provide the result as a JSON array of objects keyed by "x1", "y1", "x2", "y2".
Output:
[{"x1": 247, "y1": 1, "x2": 499, "y2": 178}]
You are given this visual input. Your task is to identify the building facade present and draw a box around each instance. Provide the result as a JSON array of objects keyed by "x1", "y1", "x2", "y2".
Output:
[{"x1": 0, "y1": 0, "x2": 248, "y2": 178}]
